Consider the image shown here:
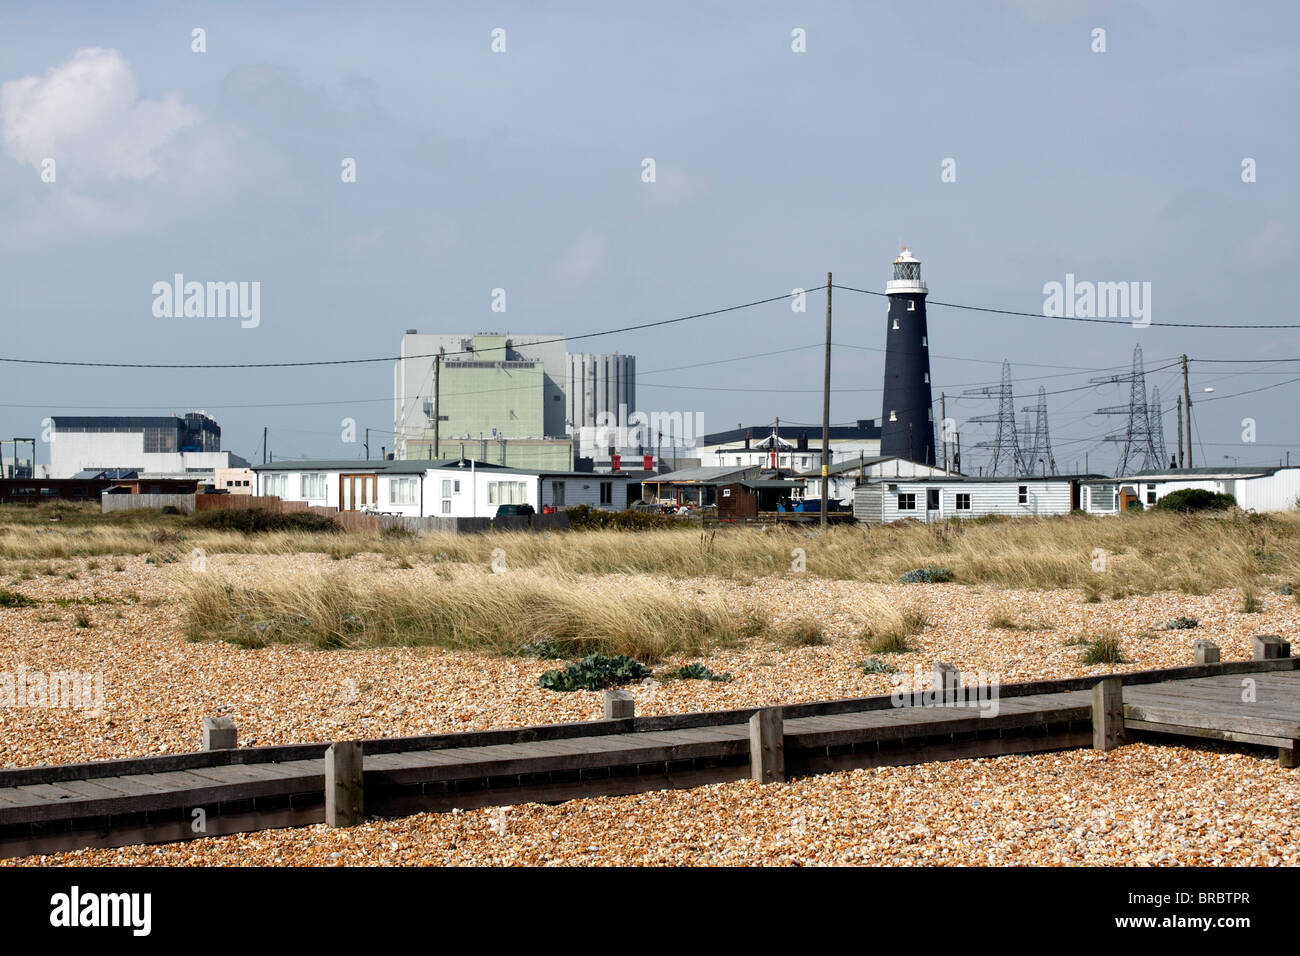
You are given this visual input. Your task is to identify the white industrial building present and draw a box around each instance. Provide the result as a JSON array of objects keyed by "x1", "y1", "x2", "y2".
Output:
[
  {"x1": 47, "y1": 413, "x2": 248, "y2": 480},
  {"x1": 698, "y1": 421, "x2": 882, "y2": 472},
  {"x1": 251, "y1": 458, "x2": 628, "y2": 517},
  {"x1": 854, "y1": 475, "x2": 1105, "y2": 524},
  {"x1": 803, "y1": 456, "x2": 954, "y2": 506},
  {"x1": 1125, "y1": 466, "x2": 1300, "y2": 512}
]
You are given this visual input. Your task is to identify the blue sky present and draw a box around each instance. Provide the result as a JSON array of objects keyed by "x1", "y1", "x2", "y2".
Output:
[{"x1": 1, "y1": 0, "x2": 1297, "y2": 471}]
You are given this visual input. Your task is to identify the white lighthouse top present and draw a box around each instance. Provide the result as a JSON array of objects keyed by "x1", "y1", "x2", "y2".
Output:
[{"x1": 886, "y1": 246, "x2": 927, "y2": 295}]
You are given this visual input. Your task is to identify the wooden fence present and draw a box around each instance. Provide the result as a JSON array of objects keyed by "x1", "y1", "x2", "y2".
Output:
[{"x1": 104, "y1": 493, "x2": 574, "y2": 534}]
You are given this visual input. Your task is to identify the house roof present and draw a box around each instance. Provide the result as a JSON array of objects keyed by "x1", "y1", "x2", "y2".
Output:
[
  {"x1": 251, "y1": 458, "x2": 510, "y2": 473},
  {"x1": 646, "y1": 465, "x2": 760, "y2": 484},
  {"x1": 864, "y1": 473, "x2": 1108, "y2": 486},
  {"x1": 1127, "y1": 466, "x2": 1290, "y2": 481},
  {"x1": 733, "y1": 479, "x2": 807, "y2": 490}
]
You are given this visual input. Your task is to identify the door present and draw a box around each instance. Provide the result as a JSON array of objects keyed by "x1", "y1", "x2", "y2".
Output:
[
  {"x1": 339, "y1": 474, "x2": 377, "y2": 511},
  {"x1": 926, "y1": 488, "x2": 940, "y2": 521}
]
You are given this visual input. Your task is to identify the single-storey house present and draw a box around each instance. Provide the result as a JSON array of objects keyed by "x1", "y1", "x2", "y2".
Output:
[
  {"x1": 252, "y1": 458, "x2": 628, "y2": 518},
  {"x1": 854, "y1": 474, "x2": 1109, "y2": 524},
  {"x1": 1123, "y1": 465, "x2": 1300, "y2": 512}
]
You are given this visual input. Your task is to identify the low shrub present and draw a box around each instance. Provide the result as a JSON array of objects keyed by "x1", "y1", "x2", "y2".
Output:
[
  {"x1": 1156, "y1": 616, "x2": 1198, "y2": 630},
  {"x1": 900, "y1": 565, "x2": 954, "y2": 584},
  {"x1": 0, "y1": 587, "x2": 36, "y2": 608},
  {"x1": 188, "y1": 509, "x2": 339, "y2": 535},
  {"x1": 538, "y1": 653, "x2": 651, "y2": 692},
  {"x1": 1152, "y1": 488, "x2": 1237, "y2": 513},
  {"x1": 564, "y1": 504, "x2": 677, "y2": 531},
  {"x1": 1241, "y1": 587, "x2": 1263, "y2": 613},
  {"x1": 661, "y1": 662, "x2": 733, "y2": 682},
  {"x1": 860, "y1": 658, "x2": 898, "y2": 675}
]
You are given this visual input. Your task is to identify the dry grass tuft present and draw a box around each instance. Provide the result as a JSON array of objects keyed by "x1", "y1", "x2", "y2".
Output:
[
  {"x1": 183, "y1": 566, "x2": 762, "y2": 664},
  {"x1": 853, "y1": 593, "x2": 927, "y2": 654}
]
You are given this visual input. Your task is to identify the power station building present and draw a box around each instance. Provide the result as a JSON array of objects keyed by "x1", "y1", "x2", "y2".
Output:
[
  {"x1": 880, "y1": 248, "x2": 937, "y2": 466},
  {"x1": 46, "y1": 412, "x2": 247, "y2": 479},
  {"x1": 393, "y1": 331, "x2": 638, "y2": 470}
]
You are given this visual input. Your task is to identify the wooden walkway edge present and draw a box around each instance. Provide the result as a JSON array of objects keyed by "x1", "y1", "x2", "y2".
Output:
[{"x1": 0, "y1": 655, "x2": 1295, "y2": 859}]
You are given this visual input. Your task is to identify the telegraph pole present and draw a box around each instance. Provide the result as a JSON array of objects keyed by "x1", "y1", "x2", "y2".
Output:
[
  {"x1": 364, "y1": 428, "x2": 370, "y2": 460},
  {"x1": 1176, "y1": 394, "x2": 1184, "y2": 468},
  {"x1": 941, "y1": 393, "x2": 949, "y2": 470},
  {"x1": 820, "y1": 272, "x2": 832, "y2": 528},
  {"x1": 433, "y1": 353, "x2": 441, "y2": 461},
  {"x1": 1181, "y1": 354, "x2": 1193, "y2": 468},
  {"x1": 262, "y1": 427, "x2": 267, "y2": 465}
]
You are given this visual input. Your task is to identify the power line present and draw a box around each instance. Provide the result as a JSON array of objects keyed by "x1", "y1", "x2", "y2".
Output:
[
  {"x1": 831, "y1": 284, "x2": 1300, "y2": 329},
  {"x1": 0, "y1": 289, "x2": 816, "y2": 370}
]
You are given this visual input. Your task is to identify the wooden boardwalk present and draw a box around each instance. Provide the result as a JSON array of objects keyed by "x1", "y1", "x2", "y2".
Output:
[{"x1": 0, "y1": 654, "x2": 1295, "y2": 858}]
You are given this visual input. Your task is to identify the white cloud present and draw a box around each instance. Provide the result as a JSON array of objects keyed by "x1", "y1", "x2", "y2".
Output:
[{"x1": 1, "y1": 47, "x2": 197, "y2": 181}]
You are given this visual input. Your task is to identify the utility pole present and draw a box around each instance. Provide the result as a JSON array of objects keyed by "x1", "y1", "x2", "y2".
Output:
[
  {"x1": 364, "y1": 428, "x2": 370, "y2": 460},
  {"x1": 433, "y1": 353, "x2": 441, "y2": 461},
  {"x1": 262, "y1": 427, "x2": 267, "y2": 465},
  {"x1": 1181, "y1": 354, "x2": 1193, "y2": 468},
  {"x1": 940, "y1": 392, "x2": 947, "y2": 472},
  {"x1": 820, "y1": 271, "x2": 832, "y2": 528},
  {"x1": 1176, "y1": 394, "x2": 1184, "y2": 468}
]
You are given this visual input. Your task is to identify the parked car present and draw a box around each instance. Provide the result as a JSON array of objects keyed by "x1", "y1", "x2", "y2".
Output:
[{"x1": 494, "y1": 503, "x2": 535, "y2": 518}]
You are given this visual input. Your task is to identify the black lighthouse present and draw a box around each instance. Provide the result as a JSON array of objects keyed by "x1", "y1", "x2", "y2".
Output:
[{"x1": 879, "y1": 247, "x2": 936, "y2": 465}]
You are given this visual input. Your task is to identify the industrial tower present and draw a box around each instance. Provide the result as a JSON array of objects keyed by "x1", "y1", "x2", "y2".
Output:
[
  {"x1": 1093, "y1": 345, "x2": 1164, "y2": 475},
  {"x1": 1021, "y1": 386, "x2": 1058, "y2": 476},
  {"x1": 879, "y1": 247, "x2": 936, "y2": 465},
  {"x1": 965, "y1": 360, "x2": 1022, "y2": 477}
]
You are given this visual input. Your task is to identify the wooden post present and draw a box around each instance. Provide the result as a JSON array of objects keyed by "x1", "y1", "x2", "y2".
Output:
[
  {"x1": 1280, "y1": 742, "x2": 1298, "y2": 770},
  {"x1": 325, "y1": 741, "x2": 364, "y2": 827},
  {"x1": 202, "y1": 716, "x2": 237, "y2": 751},
  {"x1": 1091, "y1": 678, "x2": 1124, "y2": 751},
  {"x1": 749, "y1": 707, "x2": 785, "y2": 783},
  {"x1": 1253, "y1": 634, "x2": 1291, "y2": 660},
  {"x1": 603, "y1": 689, "x2": 634, "y2": 719},
  {"x1": 1193, "y1": 640, "x2": 1221, "y2": 665},
  {"x1": 934, "y1": 662, "x2": 959, "y2": 704}
]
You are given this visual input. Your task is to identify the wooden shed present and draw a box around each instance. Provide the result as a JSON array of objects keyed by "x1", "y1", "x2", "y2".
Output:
[{"x1": 716, "y1": 479, "x2": 804, "y2": 520}]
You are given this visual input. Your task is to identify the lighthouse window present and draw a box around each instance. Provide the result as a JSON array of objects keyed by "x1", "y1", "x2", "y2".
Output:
[
  {"x1": 889, "y1": 410, "x2": 898, "y2": 422},
  {"x1": 922, "y1": 336, "x2": 928, "y2": 347},
  {"x1": 892, "y1": 318, "x2": 900, "y2": 330},
  {"x1": 923, "y1": 372, "x2": 929, "y2": 383},
  {"x1": 907, "y1": 300, "x2": 916, "y2": 311}
]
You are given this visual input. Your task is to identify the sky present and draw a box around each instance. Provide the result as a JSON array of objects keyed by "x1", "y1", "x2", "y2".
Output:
[{"x1": 1, "y1": 0, "x2": 1298, "y2": 474}]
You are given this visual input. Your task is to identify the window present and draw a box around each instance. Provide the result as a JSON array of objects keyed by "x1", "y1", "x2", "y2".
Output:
[
  {"x1": 1146, "y1": 485, "x2": 1157, "y2": 505},
  {"x1": 1018, "y1": 485, "x2": 1028, "y2": 505},
  {"x1": 552, "y1": 481, "x2": 566, "y2": 506},
  {"x1": 897, "y1": 493, "x2": 916, "y2": 511},
  {"x1": 390, "y1": 477, "x2": 418, "y2": 505},
  {"x1": 300, "y1": 473, "x2": 326, "y2": 500},
  {"x1": 956, "y1": 493, "x2": 971, "y2": 511},
  {"x1": 488, "y1": 481, "x2": 527, "y2": 505},
  {"x1": 600, "y1": 481, "x2": 613, "y2": 505},
  {"x1": 441, "y1": 498, "x2": 452, "y2": 514},
  {"x1": 263, "y1": 473, "x2": 287, "y2": 497}
]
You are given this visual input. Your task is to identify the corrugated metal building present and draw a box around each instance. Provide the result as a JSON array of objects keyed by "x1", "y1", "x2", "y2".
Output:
[{"x1": 854, "y1": 475, "x2": 1105, "y2": 524}]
